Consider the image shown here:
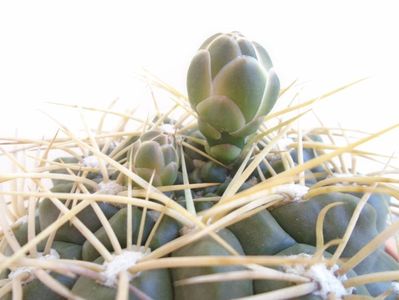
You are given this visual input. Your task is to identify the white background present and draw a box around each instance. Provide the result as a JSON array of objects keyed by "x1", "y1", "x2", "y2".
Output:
[{"x1": 1, "y1": 0, "x2": 398, "y2": 158}]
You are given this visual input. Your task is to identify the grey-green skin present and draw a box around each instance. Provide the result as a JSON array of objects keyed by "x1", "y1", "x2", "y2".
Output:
[
  {"x1": 227, "y1": 207, "x2": 371, "y2": 298},
  {"x1": 3, "y1": 187, "x2": 397, "y2": 299},
  {"x1": 175, "y1": 196, "x2": 216, "y2": 212},
  {"x1": 250, "y1": 134, "x2": 328, "y2": 182},
  {"x1": 199, "y1": 161, "x2": 229, "y2": 183},
  {"x1": 172, "y1": 229, "x2": 253, "y2": 300},
  {"x1": 72, "y1": 256, "x2": 173, "y2": 300},
  {"x1": 253, "y1": 243, "x2": 370, "y2": 299},
  {"x1": 82, "y1": 207, "x2": 181, "y2": 261},
  {"x1": 50, "y1": 156, "x2": 104, "y2": 186},
  {"x1": 6, "y1": 216, "x2": 42, "y2": 251},
  {"x1": 188, "y1": 161, "x2": 230, "y2": 196},
  {"x1": 4, "y1": 239, "x2": 82, "y2": 300},
  {"x1": 290, "y1": 135, "x2": 328, "y2": 177},
  {"x1": 189, "y1": 161, "x2": 229, "y2": 185},
  {"x1": 147, "y1": 213, "x2": 181, "y2": 250},
  {"x1": 2, "y1": 197, "x2": 83, "y2": 300},
  {"x1": 200, "y1": 176, "x2": 255, "y2": 198},
  {"x1": 349, "y1": 192, "x2": 390, "y2": 232},
  {"x1": 4, "y1": 130, "x2": 399, "y2": 300},
  {"x1": 112, "y1": 134, "x2": 140, "y2": 163},
  {"x1": 39, "y1": 183, "x2": 119, "y2": 245},
  {"x1": 253, "y1": 158, "x2": 318, "y2": 187},
  {"x1": 270, "y1": 192, "x2": 398, "y2": 297},
  {"x1": 82, "y1": 206, "x2": 154, "y2": 261},
  {"x1": 228, "y1": 209, "x2": 296, "y2": 255},
  {"x1": 194, "y1": 200, "x2": 215, "y2": 212},
  {"x1": 3, "y1": 182, "x2": 181, "y2": 299},
  {"x1": 187, "y1": 32, "x2": 280, "y2": 164},
  {"x1": 290, "y1": 148, "x2": 328, "y2": 182},
  {"x1": 270, "y1": 193, "x2": 378, "y2": 255},
  {"x1": 182, "y1": 129, "x2": 207, "y2": 172}
]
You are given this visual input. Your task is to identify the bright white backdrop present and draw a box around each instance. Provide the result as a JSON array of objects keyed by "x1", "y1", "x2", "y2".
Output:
[{"x1": 1, "y1": 0, "x2": 398, "y2": 156}]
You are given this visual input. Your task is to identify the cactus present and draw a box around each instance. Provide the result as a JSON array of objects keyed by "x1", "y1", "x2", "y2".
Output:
[{"x1": 1, "y1": 32, "x2": 399, "y2": 300}]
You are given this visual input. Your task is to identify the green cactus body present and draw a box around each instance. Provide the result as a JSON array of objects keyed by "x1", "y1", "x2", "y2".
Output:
[
  {"x1": 49, "y1": 157, "x2": 80, "y2": 186},
  {"x1": 82, "y1": 207, "x2": 154, "y2": 261},
  {"x1": 4, "y1": 242, "x2": 82, "y2": 300},
  {"x1": 187, "y1": 32, "x2": 280, "y2": 164},
  {"x1": 194, "y1": 199, "x2": 215, "y2": 212},
  {"x1": 39, "y1": 183, "x2": 120, "y2": 245},
  {"x1": 199, "y1": 161, "x2": 229, "y2": 183},
  {"x1": 172, "y1": 229, "x2": 253, "y2": 300},
  {"x1": 255, "y1": 157, "x2": 318, "y2": 186},
  {"x1": 189, "y1": 161, "x2": 228, "y2": 186},
  {"x1": 82, "y1": 208, "x2": 181, "y2": 261},
  {"x1": 72, "y1": 256, "x2": 173, "y2": 300},
  {"x1": 270, "y1": 192, "x2": 379, "y2": 256},
  {"x1": 50, "y1": 157, "x2": 102, "y2": 185},
  {"x1": 269, "y1": 192, "x2": 398, "y2": 296},
  {"x1": 147, "y1": 213, "x2": 181, "y2": 250},
  {"x1": 27, "y1": 187, "x2": 396, "y2": 299},
  {"x1": 290, "y1": 135, "x2": 327, "y2": 177},
  {"x1": 228, "y1": 209, "x2": 296, "y2": 255},
  {"x1": 183, "y1": 129, "x2": 206, "y2": 164},
  {"x1": 9, "y1": 216, "x2": 41, "y2": 249},
  {"x1": 349, "y1": 192, "x2": 390, "y2": 232},
  {"x1": 353, "y1": 249, "x2": 399, "y2": 297},
  {"x1": 255, "y1": 158, "x2": 286, "y2": 179},
  {"x1": 254, "y1": 244, "x2": 370, "y2": 298},
  {"x1": 290, "y1": 149, "x2": 327, "y2": 182},
  {"x1": 4, "y1": 274, "x2": 76, "y2": 300}
]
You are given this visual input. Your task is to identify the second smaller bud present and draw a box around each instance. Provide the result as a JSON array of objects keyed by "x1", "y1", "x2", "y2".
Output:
[{"x1": 131, "y1": 130, "x2": 179, "y2": 186}]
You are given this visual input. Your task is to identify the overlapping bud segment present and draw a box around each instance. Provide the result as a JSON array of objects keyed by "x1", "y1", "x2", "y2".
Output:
[
  {"x1": 187, "y1": 32, "x2": 280, "y2": 164},
  {"x1": 131, "y1": 130, "x2": 179, "y2": 186}
]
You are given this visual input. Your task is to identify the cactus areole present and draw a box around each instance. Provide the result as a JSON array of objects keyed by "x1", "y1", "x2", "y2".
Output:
[{"x1": 187, "y1": 32, "x2": 280, "y2": 164}]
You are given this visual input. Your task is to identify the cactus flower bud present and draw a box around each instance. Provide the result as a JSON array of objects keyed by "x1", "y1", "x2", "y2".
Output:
[
  {"x1": 187, "y1": 32, "x2": 280, "y2": 164},
  {"x1": 132, "y1": 130, "x2": 179, "y2": 186}
]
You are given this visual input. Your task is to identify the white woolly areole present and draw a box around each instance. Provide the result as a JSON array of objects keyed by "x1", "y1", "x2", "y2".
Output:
[
  {"x1": 97, "y1": 181, "x2": 125, "y2": 195},
  {"x1": 82, "y1": 155, "x2": 100, "y2": 168},
  {"x1": 147, "y1": 210, "x2": 161, "y2": 222},
  {"x1": 273, "y1": 184, "x2": 309, "y2": 201},
  {"x1": 8, "y1": 249, "x2": 60, "y2": 281},
  {"x1": 272, "y1": 137, "x2": 294, "y2": 152},
  {"x1": 266, "y1": 138, "x2": 294, "y2": 162},
  {"x1": 284, "y1": 254, "x2": 352, "y2": 298},
  {"x1": 16, "y1": 215, "x2": 28, "y2": 224},
  {"x1": 332, "y1": 173, "x2": 355, "y2": 178},
  {"x1": 101, "y1": 248, "x2": 150, "y2": 287},
  {"x1": 392, "y1": 281, "x2": 399, "y2": 294},
  {"x1": 161, "y1": 123, "x2": 175, "y2": 134}
]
